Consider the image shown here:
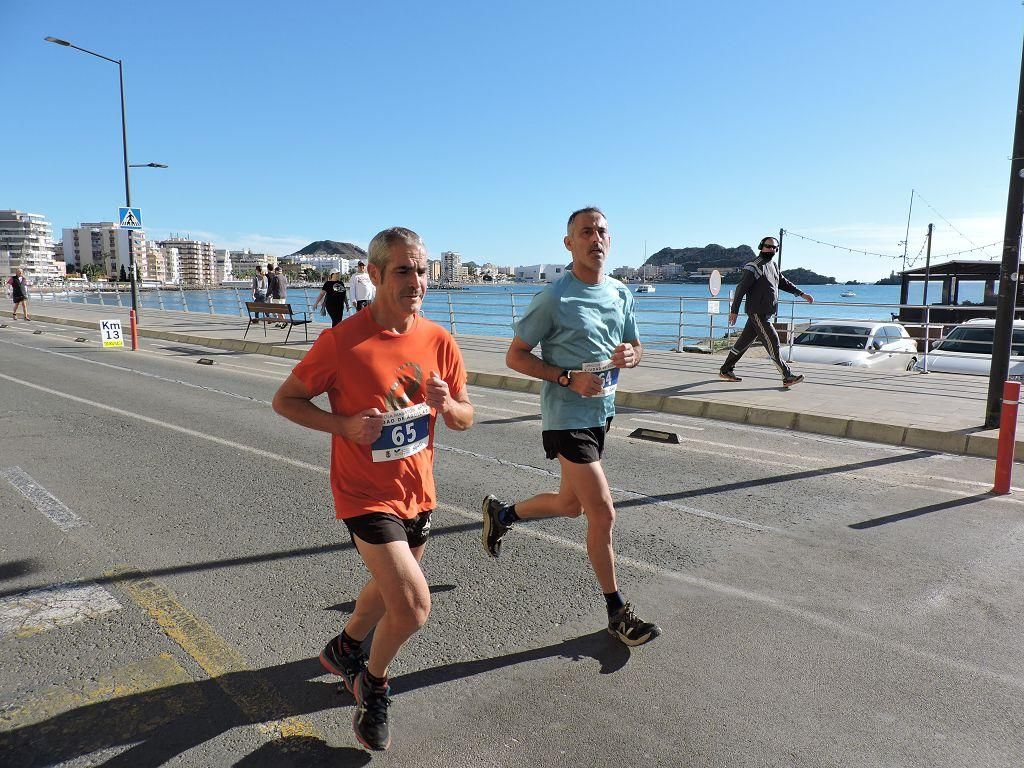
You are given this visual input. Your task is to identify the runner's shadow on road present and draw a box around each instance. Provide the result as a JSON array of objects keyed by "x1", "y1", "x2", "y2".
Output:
[
  {"x1": 388, "y1": 629, "x2": 630, "y2": 695},
  {"x1": 0, "y1": 557, "x2": 41, "y2": 581}
]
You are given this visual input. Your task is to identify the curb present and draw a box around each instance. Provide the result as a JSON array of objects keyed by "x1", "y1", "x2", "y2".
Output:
[{"x1": 31, "y1": 312, "x2": 1013, "y2": 463}]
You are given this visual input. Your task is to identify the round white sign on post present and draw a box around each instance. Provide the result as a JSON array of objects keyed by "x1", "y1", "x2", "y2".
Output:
[{"x1": 709, "y1": 269, "x2": 722, "y2": 297}]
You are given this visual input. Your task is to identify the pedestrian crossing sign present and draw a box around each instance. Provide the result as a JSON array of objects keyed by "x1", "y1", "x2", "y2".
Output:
[{"x1": 118, "y1": 207, "x2": 143, "y2": 229}]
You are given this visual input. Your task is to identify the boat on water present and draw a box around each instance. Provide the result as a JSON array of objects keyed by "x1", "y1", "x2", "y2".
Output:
[
  {"x1": 840, "y1": 290, "x2": 857, "y2": 297},
  {"x1": 636, "y1": 284, "x2": 655, "y2": 294}
]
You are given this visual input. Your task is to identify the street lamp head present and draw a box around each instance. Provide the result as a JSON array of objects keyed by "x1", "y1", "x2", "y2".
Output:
[
  {"x1": 44, "y1": 37, "x2": 71, "y2": 46},
  {"x1": 129, "y1": 162, "x2": 168, "y2": 168}
]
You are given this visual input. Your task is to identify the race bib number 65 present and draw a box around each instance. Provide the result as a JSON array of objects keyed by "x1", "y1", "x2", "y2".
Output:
[
  {"x1": 581, "y1": 359, "x2": 619, "y2": 397},
  {"x1": 371, "y1": 403, "x2": 431, "y2": 462}
]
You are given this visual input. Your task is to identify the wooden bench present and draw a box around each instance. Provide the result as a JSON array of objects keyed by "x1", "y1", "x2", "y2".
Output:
[{"x1": 244, "y1": 301, "x2": 311, "y2": 344}]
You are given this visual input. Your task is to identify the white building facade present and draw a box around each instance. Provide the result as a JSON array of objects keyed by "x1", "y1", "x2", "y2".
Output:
[
  {"x1": 62, "y1": 222, "x2": 145, "y2": 280},
  {"x1": 0, "y1": 210, "x2": 62, "y2": 281},
  {"x1": 157, "y1": 237, "x2": 216, "y2": 284},
  {"x1": 514, "y1": 264, "x2": 566, "y2": 283},
  {"x1": 442, "y1": 251, "x2": 461, "y2": 283}
]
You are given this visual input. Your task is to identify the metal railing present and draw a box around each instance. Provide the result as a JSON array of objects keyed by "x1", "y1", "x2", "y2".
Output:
[{"x1": 29, "y1": 286, "x2": 1009, "y2": 369}]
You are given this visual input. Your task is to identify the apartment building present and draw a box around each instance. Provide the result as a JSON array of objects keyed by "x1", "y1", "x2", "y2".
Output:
[
  {"x1": 157, "y1": 236, "x2": 216, "y2": 284},
  {"x1": 442, "y1": 251, "x2": 461, "y2": 283},
  {"x1": 62, "y1": 222, "x2": 144, "y2": 279},
  {"x1": 0, "y1": 210, "x2": 62, "y2": 280}
]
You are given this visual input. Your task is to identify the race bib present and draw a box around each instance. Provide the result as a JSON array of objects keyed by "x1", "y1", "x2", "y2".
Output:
[
  {"x1": 371, "y1": 403, "x2": 430, "y2": 462},
  {"x1": 581, "y1": 359, "x2": 619, "y2": 397}
]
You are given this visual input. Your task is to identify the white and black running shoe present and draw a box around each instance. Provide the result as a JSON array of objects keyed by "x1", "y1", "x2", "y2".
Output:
[
  {"x1": 608, "y1": 603, "x2": 662, "y2": 647},
  {"x1": 482, "y1": 494, "x2": 512, "y2": 558}
]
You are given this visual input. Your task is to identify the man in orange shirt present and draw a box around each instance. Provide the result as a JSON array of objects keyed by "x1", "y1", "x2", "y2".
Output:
[{"x1": 272, "y1": 227, "x2": 473, "y2": 751}]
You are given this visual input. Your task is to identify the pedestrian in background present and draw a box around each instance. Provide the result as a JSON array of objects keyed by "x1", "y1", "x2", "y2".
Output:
[
  {"x1": 313, "y1": 270, "x2": 350, "y2": 327},
  {"x1": 720, "y1": 236, "x2": 814, "y2": 387},
  {"x1": 8, "y1": 268, "x2": 29, "y2": 321},
  {"x1": 269, "y1": 265, "x2": 289, "y2": 327},
  {"x1": 350, "y1": 260, "x2": 376, "y2": 310}
]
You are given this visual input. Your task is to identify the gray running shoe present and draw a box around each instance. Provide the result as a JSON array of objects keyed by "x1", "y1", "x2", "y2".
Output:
[
  {"x1": 482, "y1": 494, "x2": 512, "y2": 558},
  {"x1": 783, "y1": 374, "x2": 804, "y2": 387},
  {"x1": 608, "y1": 603, "x2": 662, "y2": 646}
]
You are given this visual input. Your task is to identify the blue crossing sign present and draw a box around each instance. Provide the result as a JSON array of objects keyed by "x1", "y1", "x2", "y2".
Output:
[{"x1": 118, "y1": 208, "x2": 143, "y2": 229}]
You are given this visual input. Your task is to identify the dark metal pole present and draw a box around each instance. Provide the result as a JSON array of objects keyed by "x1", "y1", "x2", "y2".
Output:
[
  {"x1": 777, "y1": 228, "x2": 784, "y2": 273},
  {"x1": 118, "y1": 59, "x2": 140, "y2": 322},
  {"x1": 985, "y1": 33, "x2": 1024, "y2": 427}
]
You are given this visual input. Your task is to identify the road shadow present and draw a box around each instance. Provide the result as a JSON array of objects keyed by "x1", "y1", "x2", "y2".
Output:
[
  {"x1": 848, "y1": 493, "x2": 992, "y2": 529},
  {"x1": 615, "y1": 450, "x2": 932, "y2": 509},
  {"x1": 479, "y1": 414, "x2": 543, "y2": 426},
  {"x1": 0, "y1": 522, "x2": 480, "y2": 601},
  {"x1": 0, "y1": 558, "x2": 42, "y2": 581},
  {"x1": 0, "y1": 631, "x2": 620, "y2": 767}
]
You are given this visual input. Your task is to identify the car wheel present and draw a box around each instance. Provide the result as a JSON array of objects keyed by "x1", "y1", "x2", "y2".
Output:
[{"x1": 906, "y1": 356, "x2": 918, "y2": 372}]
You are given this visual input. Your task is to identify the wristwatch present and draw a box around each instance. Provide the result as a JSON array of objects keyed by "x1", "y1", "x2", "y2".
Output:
[{"x1": 557, "y1": 369, "x2": 572, "y2": 388}]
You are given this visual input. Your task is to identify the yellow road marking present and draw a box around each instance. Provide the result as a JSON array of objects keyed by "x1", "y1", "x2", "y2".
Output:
[
  {"x1": 110, "y1": 568, "x2": 321, "y2": 741},
  {"x1": 0, "y1": 653, "x2": 194, "y2": 733}
]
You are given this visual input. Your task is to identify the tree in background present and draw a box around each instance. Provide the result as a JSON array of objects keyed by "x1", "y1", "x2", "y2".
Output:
[
  {"x1": 119, "y1": 265, "x2": 128, "y2": 282},
  {"x1": 81, "y1": 264, "x2": 105, "y2": 281}
]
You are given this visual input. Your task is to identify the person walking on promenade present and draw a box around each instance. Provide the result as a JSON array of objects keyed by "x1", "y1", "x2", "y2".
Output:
[
  {"x1": 272, "y1": 226, "x2": 473, "y2": 751},
  {"x1": 481, "y1": 207, "x2": 661, "y2": 647},
  {"x1": 8, "y1": 269, "x2": 29, "y2": 321},
  {"x1": 350, "y1": 260, "x2": 376, "y2": 310},
  {"x1": 251, "y1": 265, "x2": 269, "y2": 321},
  {"x1": 719, "y1": 236, "x2": 814, "y2": 386},
  {"x1": 313, "y1": 270, "x2": 351, "y2": 326},
  {"x1": 270, "y1": 265, "x2": 289, "y2": 327}
]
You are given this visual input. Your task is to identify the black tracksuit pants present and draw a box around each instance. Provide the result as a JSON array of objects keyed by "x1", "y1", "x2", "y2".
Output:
[{"x1": 721, "y1": 313, "x2": 794, "y2": 379}]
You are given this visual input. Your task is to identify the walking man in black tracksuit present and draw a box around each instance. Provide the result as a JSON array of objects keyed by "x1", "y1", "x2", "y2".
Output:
[{"x1": 720, "y1": 236, "x2": 814, "y2": 387}]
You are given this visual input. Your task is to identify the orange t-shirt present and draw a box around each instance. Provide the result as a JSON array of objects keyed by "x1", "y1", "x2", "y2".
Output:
[{"x1": 291, "y1": 308, "x2": 467, "y2": 520}]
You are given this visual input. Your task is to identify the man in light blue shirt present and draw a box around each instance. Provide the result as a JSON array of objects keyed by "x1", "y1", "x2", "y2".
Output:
[{"x1": 481, "y1": 207, "x2": 661, "y2": 647}]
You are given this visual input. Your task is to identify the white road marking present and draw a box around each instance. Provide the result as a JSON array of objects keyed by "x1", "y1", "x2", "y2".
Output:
[
  {"x1": 474, "y1": 403, "x2": 531, "y2": 415},
  {"x1": 438, "y1": 501, "x2": 1024, "y2": 693},
  {"x1": 3, "y1": 368, "x2": 1019, "y2": 689},
  {"x1": 513, "y1": 400, "x2": 541, "y2": 407},
  {"x1": 0, "y1": 582, "x2": 122, "y2": 639},
  {"x1": 2, "y1": 466, "x2": 83, "y2": 530},
  {"x1": 263, "y1": 360, "x2": 295, "y2": 368},
  {"x1": 1, "y1": 336, "x2": 1010, "y2": 500},
  {"x1": 438, "y1": 444, "x2": 775, "y2": 532}
]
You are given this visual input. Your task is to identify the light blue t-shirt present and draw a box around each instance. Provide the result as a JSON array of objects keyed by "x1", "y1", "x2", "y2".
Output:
[{"x1": 515, "y1": 271, "x2": 639, "y2": 430}]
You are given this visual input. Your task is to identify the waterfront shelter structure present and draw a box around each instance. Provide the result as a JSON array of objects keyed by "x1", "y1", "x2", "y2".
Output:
[{"x1": 897, "y1": 260, "x2": 1016, "y2": 326}]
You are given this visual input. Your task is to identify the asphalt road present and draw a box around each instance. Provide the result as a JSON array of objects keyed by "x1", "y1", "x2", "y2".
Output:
[{"x1": 0, "y1": 319, "x2": 1021, "y2": 767}]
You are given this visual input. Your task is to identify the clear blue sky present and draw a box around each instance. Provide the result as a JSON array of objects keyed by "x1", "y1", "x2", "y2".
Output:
[{"x1": 3, "y1": 1, "x2": 1021, "y2": 280}]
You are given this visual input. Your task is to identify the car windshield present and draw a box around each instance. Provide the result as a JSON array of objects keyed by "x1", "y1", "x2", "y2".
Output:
[
  {"x1": 934, "y1": 327, "x2": 1024, "y2": 355},
  {"x1": 793, "y1": 325, "x2": 871, "y2": 349}
]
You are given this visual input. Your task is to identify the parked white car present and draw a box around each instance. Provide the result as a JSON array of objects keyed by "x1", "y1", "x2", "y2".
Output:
[
  {"x1": 784, "y1": 321, "x2": 919, "y2": 371},
  {"x1": 913, "y1": 318, "x2": 1024, "y2": 376}
]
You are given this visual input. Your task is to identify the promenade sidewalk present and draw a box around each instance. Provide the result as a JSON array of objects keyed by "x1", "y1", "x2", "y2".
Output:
[{"x1": 18, "y1": 300, "x2": 1014, "y2": 462}]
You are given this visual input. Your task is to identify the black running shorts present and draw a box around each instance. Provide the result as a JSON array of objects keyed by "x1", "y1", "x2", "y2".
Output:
[
  {"x1": 344, "y1": 511, "x2": 433, "y2": 548},
  {"x1": 542, "y1": 418, "x2": 612, "y2": 464}
]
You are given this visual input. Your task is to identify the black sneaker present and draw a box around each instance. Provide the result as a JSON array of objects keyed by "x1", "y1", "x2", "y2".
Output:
[
  {"x1": 482, "y1": 494, "x2": 512, "y2": 558},
  {"x1": 319, "y1": 635, "x2": 368, "y2": 694},
  {"x1": 719, "y1": 369, "x2": 741, "y2": 382},
  {"x1": 783, "y1": 374, "x2": 804, "y2": 388},
  {"x1": 352, "y1": 670, "x2": 391, "y2": 751},
  {"x1": 608, "y1": 603, "x2": 662, "y2": 647}
]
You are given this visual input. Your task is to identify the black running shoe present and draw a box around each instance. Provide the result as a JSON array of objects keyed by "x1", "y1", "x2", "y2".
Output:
[
  {"x1": 352, "y1": 670, "x2": 391, "y2": 751},
  {"x1": 608, "y1": 603, "x2": 662, "y2": 647},
  {"x1": 319, "y1": 635, "x2": 368, "y2": 694},
  {"x1": 719, "y1": 369, "x2": 741, "y2": 382},
  {"x1": 783, "y1": 374, "x2": 804, "y2": 388},
  {"x1": 482, "y1": 494, "x2": 512, "y2": 558}
]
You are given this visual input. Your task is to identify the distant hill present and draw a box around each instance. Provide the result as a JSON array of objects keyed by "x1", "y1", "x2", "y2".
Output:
[
  {"x1": 645, "y1": 243, "x2": 835, "y2": 284},
  {"x1": 781, "y1": 267, "x2": 836, "y2": 285},
  {"x1": 644, "y1": 243, "x2": 755, "y2": 269},
  {"x1": 290, "y1": 240, "x2": 367, "y2": 258}
]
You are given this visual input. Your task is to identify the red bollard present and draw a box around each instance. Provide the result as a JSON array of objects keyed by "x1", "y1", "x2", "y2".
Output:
[
  {"x1": 129, "y1": 309, "x2": 139, "y2": 351},
  {"x1": 993, "y1": 380, "x2": 1021, "y2": 495}
]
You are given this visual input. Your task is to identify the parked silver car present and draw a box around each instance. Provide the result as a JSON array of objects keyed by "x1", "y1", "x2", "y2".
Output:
[
  {"x1": 914, "y1": 318, "x2": 1024, "y2": 376},
  {"x1": 785, "y1": 321, "x2": 919, "y2": 371}
]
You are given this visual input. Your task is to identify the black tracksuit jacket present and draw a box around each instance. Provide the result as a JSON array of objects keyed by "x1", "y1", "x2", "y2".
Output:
[{"x1": 729, "y1": 256, "x2": 804, "y2": 316}]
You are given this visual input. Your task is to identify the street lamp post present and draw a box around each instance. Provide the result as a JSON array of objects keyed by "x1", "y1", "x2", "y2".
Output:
[{"x1": 45, "y1": 36, "x2": 165, "y2": 333}]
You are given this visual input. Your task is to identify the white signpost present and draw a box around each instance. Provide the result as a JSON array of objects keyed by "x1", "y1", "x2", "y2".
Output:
[
  {"x1": 707, "y1": 270, "x2": 723, "y2": 350},
  {"x1": 100, "y1": 319, "x2": 124, "y2": 348}
]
